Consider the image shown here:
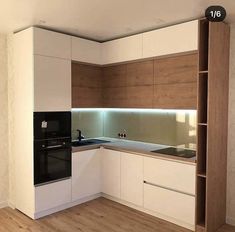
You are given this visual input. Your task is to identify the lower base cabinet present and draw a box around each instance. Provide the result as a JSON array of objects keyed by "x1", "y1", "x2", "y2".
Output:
[
  {"x1": 120, "y1": 152, "x2": 143, "y2": 206},
  {"x1": 101, "y1": 149, "x2": 121, "y2": 198},
  {"x1": 144, "y1": 183, "x2": 195, "y2": 227},
  {"x1": 34, "y1": 148, "x2": 195, "y2": 230},
  {"x1": 35, "y1": 179, "x2": 72, "y2": 213},
  {"x1": 72, "y1": 149, "x2": 101, "y2": 201}
]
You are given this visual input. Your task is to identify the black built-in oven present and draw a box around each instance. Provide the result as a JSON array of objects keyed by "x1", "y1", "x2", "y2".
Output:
[
  {"x1": 34, "y1": 112, "x2": 71, "y2": 186},
  {"x1": 34, "y1": 112, "x2": 71, "y2": 140}
]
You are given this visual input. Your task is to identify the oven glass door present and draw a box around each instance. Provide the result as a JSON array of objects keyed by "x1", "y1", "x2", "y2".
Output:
[
  {"x1": 34, "y1": 112, "x2": 71, "y2": 140},
  {"x1": 34, "y1": 145, "x2": 71, "y2": 185}
]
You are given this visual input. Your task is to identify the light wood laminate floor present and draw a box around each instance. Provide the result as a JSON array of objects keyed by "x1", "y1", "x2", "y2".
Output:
[{"x1": 0, "y1": 197, "x2": 234, "y2": 232}]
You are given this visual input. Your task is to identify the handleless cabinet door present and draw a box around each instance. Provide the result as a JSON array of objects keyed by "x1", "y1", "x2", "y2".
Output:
[
  {"x1": 35, "y1": 179, "x2": 72, "y2": 213},
  {"x1": 72, "y1": 149, "x2": 101, "y2": 201},
  {"x1": 72, "y1": 37, "x2": 102, "y2": 64},
  {"x1": 34, "y1": 27, "x2": 71, "y2": 59},
  {"x1": 101, "y1": 34, "x2": 142, "y2": 64},
  {"x1": 34, "y1": 55, "x2": 71, "y2": 111},
  {"x1": 121, "y1": 152, "x2": 143, "y2": 206},
  {"x1": 101, "y1": 149, "x2": 121, "y2": 198},
  {"x1": 143, "y1": 20, "x2": 198, "y2": 58}
]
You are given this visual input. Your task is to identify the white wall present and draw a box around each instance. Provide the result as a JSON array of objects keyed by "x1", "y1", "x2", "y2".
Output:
[{"x1": 0, "y1": 34, "x2": 9, "y2": 208}]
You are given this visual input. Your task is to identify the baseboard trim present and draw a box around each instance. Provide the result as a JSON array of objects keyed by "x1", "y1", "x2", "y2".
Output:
[
  {"x1": 8, "y1": 201, "x2": 16, "y2": 209},
  {"x1": 0, "y1": 201, "x2": 8, "y2": 209},
  {"x1": 101, "y1": 193, "x2": 195, "y2": 231},
  {"x1": 34, "y1": 193, "x2": 101, "y2": 219},
  {"x1": 226, "y1": 216, "x2": 235, "y2": 226}
]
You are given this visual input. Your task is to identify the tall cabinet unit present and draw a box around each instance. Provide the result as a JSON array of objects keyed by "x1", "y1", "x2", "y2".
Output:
[
  {"x1": 196, "y1": 20, "x2": 230, "y2": 232},
  {"x1": 13, "y1": 27, "x2": 72, "y2": 219}
]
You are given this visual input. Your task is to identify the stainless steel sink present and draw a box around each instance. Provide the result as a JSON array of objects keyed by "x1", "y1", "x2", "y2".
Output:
[{"x1": 72, "y1": 139, "x2": 110, "y2": 147}]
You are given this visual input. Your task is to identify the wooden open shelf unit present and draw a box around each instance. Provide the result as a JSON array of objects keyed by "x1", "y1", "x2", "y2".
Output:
[{"x1": 196, "y1": 19, "x2": 230, "y2": 232}]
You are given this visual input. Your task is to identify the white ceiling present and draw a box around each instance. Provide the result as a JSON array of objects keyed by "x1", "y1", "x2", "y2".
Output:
[{"x1": 0, "y1": 0, "x2": 235, "y2": 41}]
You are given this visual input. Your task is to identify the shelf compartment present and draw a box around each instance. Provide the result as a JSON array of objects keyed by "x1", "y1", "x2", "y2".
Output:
[
  {"x1": 197, "y1": 125, "x2": 207, "y2": 175},
  {"x1": 198, "y1": 19, "x2": 209, "y2": 72},
  {"x1": 197, "y1": 73, "x2": 208, "y2": 124},
  {"x1": 196, "y1": 177, "x2": 206, "y2": 229},
  {"x1": 197, "y1": 173, "x2": 207, "y2": 178}
]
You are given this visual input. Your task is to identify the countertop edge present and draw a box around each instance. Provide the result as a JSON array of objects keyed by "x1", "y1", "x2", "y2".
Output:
[{"x1": 72, "y1": 144, "x2": 196, "y2": 165}]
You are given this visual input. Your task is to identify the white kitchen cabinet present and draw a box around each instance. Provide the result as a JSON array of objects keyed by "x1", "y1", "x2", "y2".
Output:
[
  {"x1": 144, "y1": 157, "x2": 196, "y2": 195},
  {"x1": 101, "y1": 149, "x2": 121, "y2": 198},
  {"x1": 101, "y1": 34, "x2": 142, "y2": 64},
  {"x1": 72, "y1": 37, "x2": 102, "y2": 64},
  {"x1": 144, "y1": 183, "x2": 195, "y2": 229},
  {"x1": 33, "y1": 27, "x2": 71, "y2": 59},
  {"x1": 143, "y1": 20, "x2": 198, "y2": 58},
  {"x1": 72, "y1": 149, "x2": 101, "y2": 201},
  {"x1": 120, "y1": 152, "x2": 143, "y2": 206},
  {"x1": 35, "y1": 179, "x2": 71, "y2": 213},
  {"x1": 34, "y1": 55, "x2": 71, "y2": 111}
]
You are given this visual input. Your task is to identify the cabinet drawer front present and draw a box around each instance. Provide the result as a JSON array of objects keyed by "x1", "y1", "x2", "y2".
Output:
[
  {"x1": 35, "y1": 179, "x2": 71, "y2": 212},
  {"x1": 144, "y1": 183, "x2": 195, "y2": 226},
  {"x1": 144, "y1": 157, "x2": 195, "y2": 195}
]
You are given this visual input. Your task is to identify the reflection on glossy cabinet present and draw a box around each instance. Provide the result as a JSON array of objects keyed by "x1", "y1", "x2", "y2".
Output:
[
  {"x1": 101, "y1": 149, "x2": 121, "y2": 198},
  {"x1": 72, "y1": 150, "x2": 101, "y2": 201},
  {"x1": 120, "y1": 152, "x2": 143, "y2": 206}
]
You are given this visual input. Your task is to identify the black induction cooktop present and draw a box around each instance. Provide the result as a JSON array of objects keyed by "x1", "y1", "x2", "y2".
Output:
[{"x1": 151, "y1": 147, "x2": 196, "y2": 158}]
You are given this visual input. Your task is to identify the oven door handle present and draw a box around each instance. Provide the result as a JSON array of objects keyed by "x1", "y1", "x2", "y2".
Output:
[{"x1": 45, "y1": 145, "x2": 64, "y2": 149}]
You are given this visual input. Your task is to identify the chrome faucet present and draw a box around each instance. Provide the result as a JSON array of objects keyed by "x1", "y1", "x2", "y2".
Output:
[{"x1": 77, "y1": 129, "x2": 85, "y2": 142}]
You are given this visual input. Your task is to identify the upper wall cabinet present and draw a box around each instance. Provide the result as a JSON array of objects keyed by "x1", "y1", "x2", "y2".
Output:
[
  {"x1": 33, "y1": 27, "x2": 71, "y2": 59},
  {"x1": 34, "y1": 55, "x2": 71, "y2": 111},
  {"x1": 72, "y1": 37, "x2": 102, "y2": 64},
  {"x1": 143, "y1": 20, "x2": 198, "y2": 58},
  {"x1": 101, "y1": 34, "x2": 142, "y2": 64}
]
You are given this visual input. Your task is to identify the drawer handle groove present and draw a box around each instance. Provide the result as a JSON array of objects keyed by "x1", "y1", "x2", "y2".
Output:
[{"x1": 143, "y1": 181, "x2": 195, "y2": 197}]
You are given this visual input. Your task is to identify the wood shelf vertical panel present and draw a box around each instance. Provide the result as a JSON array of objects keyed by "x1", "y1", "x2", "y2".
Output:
[{"x1": 206, "y1": 22, "x2": 230, "y2": 232}]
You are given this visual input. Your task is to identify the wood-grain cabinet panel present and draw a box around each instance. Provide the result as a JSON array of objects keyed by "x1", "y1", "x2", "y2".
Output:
[
  {"x1": 126, "y1": 60, "x2": 154, "y2": 86},
  {"x1": 102, "y1": 65, "x2": 127, "y2": 88},
  {"x1": 126, "y1": 86, "x2": 153, "y2": 108},
  {"x1": 102, "y1": 87, "x2": 127, "y2": 108},
  {"x1": 154, "y1": 53, "x2": 198, "y2": 85},
  {"x1": 72, "y1": 63, "x2": 102, "y2": 88},
  {"x1": 72, "y1": 87, "x2": 102, "y2": 108},
  {"x1": 154, "y1": 82, "x2": 197, "y2": 109}
]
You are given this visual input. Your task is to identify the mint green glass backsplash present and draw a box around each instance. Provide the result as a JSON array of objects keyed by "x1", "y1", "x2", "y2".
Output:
[
  {"x1": 72, "y1": 110, "x2": 196, "y2": 149},
  {"x1": 72, "y1": 111, "x2": 104, "y2": 140}
]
